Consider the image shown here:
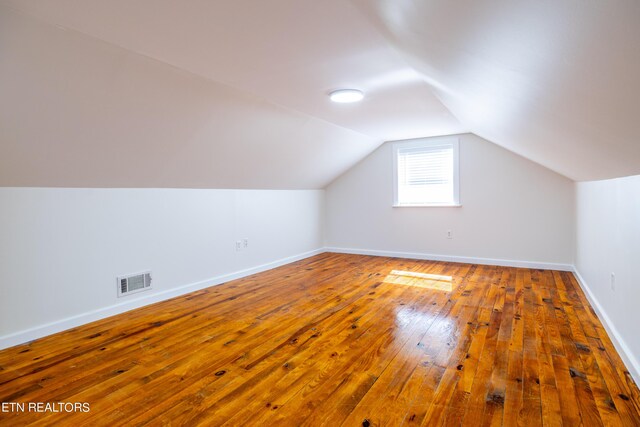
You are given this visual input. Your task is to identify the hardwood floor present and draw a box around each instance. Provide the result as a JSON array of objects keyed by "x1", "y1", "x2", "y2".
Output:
[{"x1": 1, "y1": 253, "x2": 639, "y2": 426}]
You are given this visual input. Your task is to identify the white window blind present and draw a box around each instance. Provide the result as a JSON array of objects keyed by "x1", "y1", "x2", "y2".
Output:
[{"x1": 394, "y1": 138, "x2": 459, "y2": 206}]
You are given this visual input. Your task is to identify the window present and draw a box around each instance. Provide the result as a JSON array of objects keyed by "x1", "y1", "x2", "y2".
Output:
[{"x1": 393, "y1": 137, "x2": 460, "y2": 207}]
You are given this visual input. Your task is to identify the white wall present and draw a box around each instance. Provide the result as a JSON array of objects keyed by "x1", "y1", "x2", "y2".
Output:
[
  {"x1": 325, "y1": 133, "x2": 575, "y2": 267},
  {"x1": 575, "y1": 175, "x2": 640, "y2": 379},
  {"x1": 0, "y1": 188, "x2": 324, "y2": 347}
]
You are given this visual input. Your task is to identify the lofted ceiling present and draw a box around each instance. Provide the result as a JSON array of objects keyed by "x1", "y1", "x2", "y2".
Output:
[
  {"x1": 353, "y1": 0, "x2": 640, "y2": 181},
  {"x1": 1, "y1": 0, "x2": 639, "y2": 187}
]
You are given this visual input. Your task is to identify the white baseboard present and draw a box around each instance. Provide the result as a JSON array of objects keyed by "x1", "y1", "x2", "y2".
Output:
[
  {"x1": 5, "y1": 247, "x2": 637, "y2": 390},
  {"x1": 328, "y1": 247, "x2": 638, "y2": 385},
  {"x1": 324, "y1": 247, "x2": 574, "y2": 271},
  {"x1": 0, "y1": 248, "x2": 324, "y2": 350},
  {"x1": 571, "y1": 268, "x2": 640, "y2": 386}
]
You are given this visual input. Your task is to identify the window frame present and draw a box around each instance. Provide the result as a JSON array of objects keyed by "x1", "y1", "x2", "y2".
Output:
[{"x1": 392, "y1": 136, "x2": 461, "y2": 207}]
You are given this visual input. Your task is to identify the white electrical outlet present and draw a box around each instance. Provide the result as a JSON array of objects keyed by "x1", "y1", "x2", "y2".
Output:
[
  {"x1": 243, "y1": 238, "x2": 249, "y2": 249},
  {"x1": 235, "y1": 240, "x2": 242, "y2": 251},
  {"x1": 447, "y1": 230, "x2": 453, "y2": 239},
  {"x1": 610, "y1": 272, "x2": 615, "y2": 291}
]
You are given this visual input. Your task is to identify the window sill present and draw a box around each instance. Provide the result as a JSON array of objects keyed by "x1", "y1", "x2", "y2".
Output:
[{"x1": 393, "y1": 203, "x2": 462, "y2": 208}]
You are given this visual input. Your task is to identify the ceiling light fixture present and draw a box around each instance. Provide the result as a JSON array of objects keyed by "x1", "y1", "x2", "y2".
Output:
[{"x1": 329, "y1": 89, "x2": 364, "y2": 103}]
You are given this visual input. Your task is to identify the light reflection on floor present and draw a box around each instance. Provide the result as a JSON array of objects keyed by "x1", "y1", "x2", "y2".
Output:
[
  {"x1": 393, "y1": 305, "x2": 455, "y2": 344},
  {"x1": 383, "y1": 270, "x2": 453, "y2": 292}
]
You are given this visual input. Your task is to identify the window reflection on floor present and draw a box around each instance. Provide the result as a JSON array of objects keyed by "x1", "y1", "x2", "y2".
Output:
[{"x1": 383, "y1": 269, "x2": 453, "y2": 291}]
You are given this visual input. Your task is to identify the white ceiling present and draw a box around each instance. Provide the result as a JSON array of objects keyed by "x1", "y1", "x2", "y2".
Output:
[
  {"x1": 0, "y1": 5, "x2": 378, "y2": 189},
  {"x1": 353, "y1": 0, "x2": 640, "y2": 181},
  {"x1": 1, "y1": 0, "x2": 464, "y2": 142},
  {"x1": 2, "y1": 0, "x2": 640, "y2": 185}
]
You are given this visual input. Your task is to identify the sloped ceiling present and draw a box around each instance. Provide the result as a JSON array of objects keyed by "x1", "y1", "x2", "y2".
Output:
[
  {"x1": 1, "y1": 0, "x2": 639, "y2": 187},
  {"x1": 353, "y1": 0, "x2": 640, "y2": 181},
  {"x1": 0, "y1": 6, "x2": 378, "y2": 189},
  {"x1": 0, "y1": 0, "x2": 463, "y2": 189}
]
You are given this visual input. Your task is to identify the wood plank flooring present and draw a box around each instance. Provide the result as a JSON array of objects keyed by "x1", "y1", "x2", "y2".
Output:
[{"x1": 1, "y1": 253, "x2": 639, "y2": 426}]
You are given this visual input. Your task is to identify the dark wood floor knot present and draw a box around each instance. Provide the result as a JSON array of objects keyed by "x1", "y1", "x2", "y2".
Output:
[
  {"x1": 569, "y1": 367, "x2": 586, "y2": 379},
  {"x1": 487, "y1": 393, "x2": 505, "y2": 405},
  {"x1": 575, "y1": 343, "x2": 590, "y2": 352}
]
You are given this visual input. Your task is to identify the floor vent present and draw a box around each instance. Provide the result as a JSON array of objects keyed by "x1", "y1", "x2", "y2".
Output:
[{"x1": 117, "y1": 271, "x2": 152, "y2": 297}]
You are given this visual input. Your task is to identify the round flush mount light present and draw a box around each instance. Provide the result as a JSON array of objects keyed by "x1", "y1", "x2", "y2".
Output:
[{"x1": 329, "y1": 89, "x2": 364, "y2": 103}]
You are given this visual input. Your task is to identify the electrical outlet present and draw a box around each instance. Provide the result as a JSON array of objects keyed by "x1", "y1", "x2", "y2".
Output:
[
  {"x1": 235, "y1": 240, "x2": 242, "y2": 251},
  {"x1": 610, "y1": 272, "x2": 615, "y2": 291},
  {"x1": 447, "y1": 230, "x2": 453, "y2": 239},
  {"x1": 243, "y1": 238, "x2": 249, "y2": 249}
]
